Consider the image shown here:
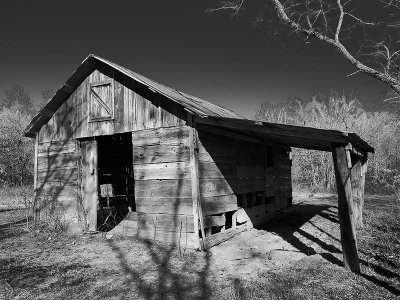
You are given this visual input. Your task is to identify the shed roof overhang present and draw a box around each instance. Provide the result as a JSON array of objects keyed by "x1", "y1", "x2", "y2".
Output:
[{"x1": 195, "y1": 116, "x2": 374, "y2": 154}]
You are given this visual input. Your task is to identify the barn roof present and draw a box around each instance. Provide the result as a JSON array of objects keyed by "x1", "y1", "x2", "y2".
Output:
[
  {"x1": 24, "y1": 54, "x2": 374, "y2": 153},
  {"x1": 24, "y1": 54, "x2": 240, "y2": 137}
]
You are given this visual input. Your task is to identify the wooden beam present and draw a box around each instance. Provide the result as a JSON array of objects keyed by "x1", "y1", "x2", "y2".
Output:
[
  {"x1": 204, "y1": 223, "x2": 249, "y2": 249},
  {"x1": 40, "y1": 108, "x2": 54, "y2": 118},
  {"x1": 332, "y1": 145, "x2": 360, "y2": 273},
  {"x1": 352, "y1": 154, "x2": 368, "y2": 229},
  {"x1": 203, "y1": 214, "x2": 226, "y2": 228},
  {"x1": 61, "y1": 83, "x2": 76, "y2": 94},
  {"x1": 345, "y1": 143, "x2": 365, "y2": 157},
  {"x1": 197, "y1": 124, "x2": 262, "y2": 144},
  {"x1": 189, "y1": 118, "x2": 205, "y2": 249},
  {"x1": 196, "y1": 116, "x2": 349, "y2": 144},
  {"x1": 33, "y1": 134, "x2": 39, "y2": 224}
]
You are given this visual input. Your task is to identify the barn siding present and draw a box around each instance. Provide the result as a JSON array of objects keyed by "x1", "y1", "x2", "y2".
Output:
[
  {"x1": 197, "y1": 127, "x2": 292, "y2": 232},
  {"x1": 34, "y1": 65, "x2": 292, "y2": 244},
  {"x1": 38, "y1": 67, "x2": 188, "y2": 143},
  {"x1": 35, "y1": 140, "x2": 80, "y2": 231},
  {"x1": 132, "y1": 126, "x2": 195, "y2": 248}
]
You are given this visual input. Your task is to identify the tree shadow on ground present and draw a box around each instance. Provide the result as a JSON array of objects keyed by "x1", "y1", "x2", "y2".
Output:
[
  {"x1": 105, "y1": 238, "x2": 211, "y2": 300},
  {"x1": 0, "y1": 256, "x2": 94, "y2": 298},
  {"x1": 256, "y1": 202, "x2": 400, "y2": 296}
]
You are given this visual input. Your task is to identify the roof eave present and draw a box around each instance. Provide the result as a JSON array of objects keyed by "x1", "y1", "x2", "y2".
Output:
[{"x1": 195, "y1": 115, "x2": 375, "y2": 154}]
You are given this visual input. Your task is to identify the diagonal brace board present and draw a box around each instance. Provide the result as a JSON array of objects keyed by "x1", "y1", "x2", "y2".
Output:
[{"x1": 90, "y1": 86, "x2": 112, "y2": 115}]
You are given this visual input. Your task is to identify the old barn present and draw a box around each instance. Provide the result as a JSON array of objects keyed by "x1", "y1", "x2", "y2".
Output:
[{"x1": 25, "y1": 55, "x2": 373, "y2": 271}]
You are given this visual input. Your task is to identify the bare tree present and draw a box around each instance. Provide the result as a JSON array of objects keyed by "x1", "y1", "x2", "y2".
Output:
[
  {"x1": 1, "y1": 83, "x2": 34, "y2": 113},
  {"x1": 209, "y1": 0, "x2": 400, "y2": 100}
]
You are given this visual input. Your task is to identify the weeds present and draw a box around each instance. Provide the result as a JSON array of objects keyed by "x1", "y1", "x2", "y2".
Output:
[{"x1": 360, "y1": 195, "x2": 400, "y2": 271}]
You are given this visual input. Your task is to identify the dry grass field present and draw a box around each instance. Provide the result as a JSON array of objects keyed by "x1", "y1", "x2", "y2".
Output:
[{"x1": 0, "y1": 192, "x2": 399, "y2": 300}]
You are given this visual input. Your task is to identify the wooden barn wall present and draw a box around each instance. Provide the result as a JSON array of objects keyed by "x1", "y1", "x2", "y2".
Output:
[
  {"x1": 197, "y1": 128, "x2": 292, "y2": 229},
  {"x1": 132, "y1": 126, "x2": 195, "y2": 247},
  {"x1": 38, "y1": 66, "x2": 188, "y2": 143},
  {"x1": 35, "y1": 65, "x2": 190, "y2": 232},
  {"x1": 35, "y1": 140, "x2": 81, "y2": 230}
]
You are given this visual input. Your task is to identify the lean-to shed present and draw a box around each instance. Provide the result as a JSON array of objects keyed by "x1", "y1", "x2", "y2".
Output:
[{"x1": 25, "y1": 55, "x2": 373, "y2": 271}]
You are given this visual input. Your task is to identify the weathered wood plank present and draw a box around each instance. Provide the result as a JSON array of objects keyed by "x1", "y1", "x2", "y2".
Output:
[
  {"x1": 33, "y1": 135, "x2": 39, "y2": 195},
  {"x1": 199, "y1": 178, "x2": 266, "y2": 197},
  {"x1": 203, "y1": 214, "x2": 226, "y2": 228},
  {"x1": 37, "y1": 167, "x2": 78, "y2": 183},
  {"x1": 201, "y1": 194, "x2": 238, "y2": 215},
  {"x1": 137, "y1": 227, "x2": 195, "y2": 248},
  {"x1": 36, "y1": 182, "x2": 78, "y2": 197},
  {"x1": 135, "y1": 197, "x2": 193, "y2": 215},
  {"x1": 38, "y1": 152, "x2": 79, "y2": 170},
  {"x1": 37, "y1": 195, "x2": 77, "y2": 204},
  {"x1": 135, "y1": 179, "x2": 192, "y2": 198},
  {"x1": 161, "y1": 100, "x2": 180, "y2": 127},
  {"x1": 133, "y1": 162, "x2": 191, "y2": 180},
  {"x1": 195, "y1": 116, "x2": 354, "y2": 149},
  {"x1": 198, "y1": 124, "x2": 262, "y2": 144},
  {"x1": 332, "y1": 146, "x2": 360, "y2": 273},
  {"x1": 38, "y1": 141, "x2": 76, "y2": 156},
  {"x1": 114, "y1": 78, "x2": 125, "y2": 133},
  {"x1": 198, "y1": 145, "x2": 236, "y2": 164},
  {"x1": 197, "y1": 130, "x2": 235, "y2": 148},
  {"x1": 132, "y1": 126, "x2": 189, "y2": 147},
  {"x1": 81, "y1": 140, "x2": 98, "y2": 231},
  {"x1": 198, "y1": 161, "x2": 236, "y2": 179},
  {"x1": 133, "y1": 144, "x2": 190, "y2": 165},
  {"x1": 137, "y1": 213, "x2": 194, "y2": 232},
  {"x1": 189, "y1": 124, "x2": 203, "y2": 249},
  {"x1": 204, "y1": 223, "x2": 250, "y2": 249}
]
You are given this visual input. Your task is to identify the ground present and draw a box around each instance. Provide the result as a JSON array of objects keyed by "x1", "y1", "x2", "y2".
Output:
[{"x1": 0, "y1": 193, "x2": 399, "y2": 300}]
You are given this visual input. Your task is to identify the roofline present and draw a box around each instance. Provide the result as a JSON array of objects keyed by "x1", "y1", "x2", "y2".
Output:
[
  {"x1": 194, "y1": 116, "x2": 375, "y2": 153},
  {"x1": 24, "y1": 54, "x2": 240, "y2": 137},
  {"x1": 23, "y1": 54, "x2": 374, "y2": 155}
]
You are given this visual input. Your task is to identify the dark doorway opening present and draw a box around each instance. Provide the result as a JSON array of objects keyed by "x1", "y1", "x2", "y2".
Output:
[{"x1": 96, "y1": 132, "x2": 135, "y2": 231}]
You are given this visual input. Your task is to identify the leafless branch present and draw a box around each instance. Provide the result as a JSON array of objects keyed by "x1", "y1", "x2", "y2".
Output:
[{"x1": 209, "y1": 0, "x2": 400, "y2": 97}]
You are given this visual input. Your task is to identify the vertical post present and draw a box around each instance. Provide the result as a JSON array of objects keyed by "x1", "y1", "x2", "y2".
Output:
[
  {"x1": 33, "y1": 134, "x2": 39, "y2": 224},
  {"x1": 232, "y1": 210, "x2": 238, "y2": 229},
  {"x1": 359, "y1": 156, "x2": 368, "y2": 226},
  {"x1": 332, "y1": 146, "x2": 360, "y2": 273},
  {"x1": 188, "y1": 116, "x2": 205, "y2": 250},
  {"x1": 82, "y1": 139, "x2": 98, "y2": 231}
]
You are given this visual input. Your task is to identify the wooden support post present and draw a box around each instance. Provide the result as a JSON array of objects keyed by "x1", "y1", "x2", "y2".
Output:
[
  {"x1": 332, "y1": 146, "x2": 360, "y2": 273},
  {"x1": 33, "y1": 134, "x2": 39, "y2": 224},
  {"x1": 359, "y1": 157, "x2": 368, "y2": 225},
  {"x1": 189, "y1": 117, "x2": 206, "y2": 250},
  {"x1": 232, "y1": 210, "x2": 238, "y2": 229}
]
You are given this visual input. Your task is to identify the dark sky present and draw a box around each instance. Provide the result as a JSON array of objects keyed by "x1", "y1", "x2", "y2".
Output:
[{"x1": 0, "y1": 0, "x2": 388, "y2": 118}]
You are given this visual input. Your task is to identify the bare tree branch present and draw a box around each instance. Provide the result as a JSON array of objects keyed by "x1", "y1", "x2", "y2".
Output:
[{"x1": 209, "y1": 0, "x2": 400, "y2": 97}]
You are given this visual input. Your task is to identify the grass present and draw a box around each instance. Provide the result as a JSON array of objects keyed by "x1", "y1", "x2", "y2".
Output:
[
  {"x1": 362, "y1": 196, "x2": 400, "y2": 269},
  {"x1": 0, "y1": 191, "x2": 399, "y2": 299},
  {"x1": 0, "y1": 185, "x2": 33, "y2": 208}
]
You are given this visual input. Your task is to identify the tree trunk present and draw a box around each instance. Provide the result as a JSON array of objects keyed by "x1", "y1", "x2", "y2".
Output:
[{"x1": 332, "y1": 146, "x2": 360, "y2": 273}]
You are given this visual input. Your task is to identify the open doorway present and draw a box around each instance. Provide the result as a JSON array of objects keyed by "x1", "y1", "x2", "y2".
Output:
[{"x1": 96, "y1": 132, "x2": 135, "y2": 232}]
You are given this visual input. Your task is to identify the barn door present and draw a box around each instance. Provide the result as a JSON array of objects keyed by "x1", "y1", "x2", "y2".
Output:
[{"x1": 79, "y1": 139, "x2": 98, "y2": 231}]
